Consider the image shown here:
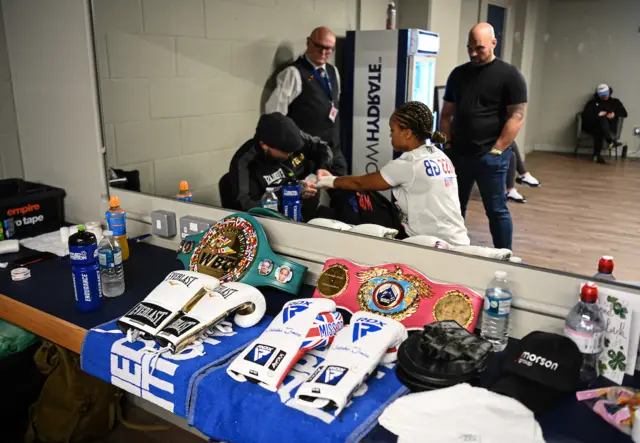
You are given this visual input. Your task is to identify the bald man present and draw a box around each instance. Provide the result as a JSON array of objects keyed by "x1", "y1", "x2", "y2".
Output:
[
  {"x1": 441, "y1": 23, "x2": 527, "y2": 250},
  {"x1": 265, "y1": 27, "x2": 347, "y2": 176}
]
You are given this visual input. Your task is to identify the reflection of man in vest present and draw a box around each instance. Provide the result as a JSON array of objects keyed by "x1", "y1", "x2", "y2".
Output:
[{"x1": 265, "y1": 27, "x2": 347, "y2": 176}]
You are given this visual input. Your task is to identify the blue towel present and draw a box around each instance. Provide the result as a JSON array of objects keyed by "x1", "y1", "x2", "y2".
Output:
[
  {"x1": 189, "y1": 347, "x2": 408, "y2": 443},
  {"x1": 81, "y1": 317, "x2": 270, "y2": 418}
]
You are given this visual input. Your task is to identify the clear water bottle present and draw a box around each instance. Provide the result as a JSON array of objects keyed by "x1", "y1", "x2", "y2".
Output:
[
  {"x1": 261, "y1": 187, "x2": 279, "y2": 212},
  {"x1": 481, "y1": 271, "x2": 513, "y2": 352},
  {"x1": 593, "y1": 255, "x2": 615, "y2": 281},
  {"x1": 98, "y1": 230, "x2": 125, "y2": 298},
  {"x1": 565, "y1": 282, "x2": 605, "y2": 384}
]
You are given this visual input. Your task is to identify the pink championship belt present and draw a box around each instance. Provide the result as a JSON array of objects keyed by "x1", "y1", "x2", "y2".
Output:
[{"x1": 312, "y1": 259, "x2": 483, "y2": 332}]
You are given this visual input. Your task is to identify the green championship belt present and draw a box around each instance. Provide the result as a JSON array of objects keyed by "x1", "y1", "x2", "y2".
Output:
[
  {"x1": 247, "y1": 207, "x2": 291, "y2": 221},
  {"x1": 176, "y1": 213, "x2": 306, "y2": 295}
]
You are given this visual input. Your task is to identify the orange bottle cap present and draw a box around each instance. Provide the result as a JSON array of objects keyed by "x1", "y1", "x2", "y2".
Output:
[
  {"x1": 179, "y1": 180, "x2": 189, "y2": 191},
  {"x1": 109, "y1": 195, "x2": 120, "y2": 207}
]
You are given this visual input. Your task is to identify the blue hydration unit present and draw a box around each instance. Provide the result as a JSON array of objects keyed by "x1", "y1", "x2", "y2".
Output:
[{"x1": 343, "y1": 29, "x2": 440, "y2": 179}]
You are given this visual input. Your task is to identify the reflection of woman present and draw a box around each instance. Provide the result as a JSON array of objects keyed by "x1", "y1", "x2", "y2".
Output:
[{"x1": 317, "y1": 101, "x2": 470, "y2": 246}]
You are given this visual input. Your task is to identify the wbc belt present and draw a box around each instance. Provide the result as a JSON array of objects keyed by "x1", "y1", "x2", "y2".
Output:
[
  {"x1": 177, "y1": 214, "x2": 306, "y2": 295},
  {"x1": 312, "y1": 259, "x2": 483, "y2": 332}
]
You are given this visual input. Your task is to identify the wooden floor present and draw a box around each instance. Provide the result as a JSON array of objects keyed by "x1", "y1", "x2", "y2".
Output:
[{"x1": 464, "y1": 151, "x2": 640, "y2": 282}]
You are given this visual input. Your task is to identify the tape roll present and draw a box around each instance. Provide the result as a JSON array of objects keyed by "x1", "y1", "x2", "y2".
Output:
[{"x1": 11, "y1": 267, "x2": 31, "y2": 281}]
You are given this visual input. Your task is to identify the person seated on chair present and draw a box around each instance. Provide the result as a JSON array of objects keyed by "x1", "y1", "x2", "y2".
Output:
[
  {"x1": 581, "y1": 83, "x2": 628, "y2": 164},
  {"x1": 227, "y1": 112, "x2": 335, "y2": 220},
  {"x1": 316, "y1": 101, "x2": 471, "y2": 246}
]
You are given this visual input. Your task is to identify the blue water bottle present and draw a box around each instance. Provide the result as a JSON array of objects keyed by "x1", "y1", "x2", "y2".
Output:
[
  {"x1": 281, "y1": 177, "x2": 302, "y2": 222},
  {"x1": 69, "y1": 225, "x2": 102, "y2": 312}
]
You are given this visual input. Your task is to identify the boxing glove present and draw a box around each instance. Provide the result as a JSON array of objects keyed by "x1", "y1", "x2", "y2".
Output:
[
  {"x1": 154, "y1": 282, "x2": 267, "y2": 353},
  {"x1": 117, "y1": 270, "x2": 220, "y2": 340},
  {"x1": 227, "y1": 298, "x2": 343, "y2": 392},
  {"x1": 295, "y1": 312, "x2": 407, "y2": 415}
]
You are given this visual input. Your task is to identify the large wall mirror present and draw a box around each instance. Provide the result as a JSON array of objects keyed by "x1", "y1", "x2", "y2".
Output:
[{"x1": 91, "y1": 0, "x2": 639, "y2": 285}]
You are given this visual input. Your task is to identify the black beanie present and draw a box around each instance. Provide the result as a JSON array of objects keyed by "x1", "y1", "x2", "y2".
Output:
[{"x1": 255, "y1": 113, "x2": 304, "y2": 154}]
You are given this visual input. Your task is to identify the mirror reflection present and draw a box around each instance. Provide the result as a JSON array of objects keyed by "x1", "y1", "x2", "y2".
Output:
[{"x1": 93, "y1": 0, "x2": 639, "y2": 282}]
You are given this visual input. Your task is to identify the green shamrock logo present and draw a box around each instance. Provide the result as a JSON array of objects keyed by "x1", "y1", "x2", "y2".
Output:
[
  {"x1": 607, "y1": 349, "x2": 627, "y2": 371},
  {"x1": 608, "y1": 296, "x2": 628, "y2": 319}
]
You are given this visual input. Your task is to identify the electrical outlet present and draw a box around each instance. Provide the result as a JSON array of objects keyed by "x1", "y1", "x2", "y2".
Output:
[{"x1": 634, "y1": 127, "x2": 640, "y2": 136}]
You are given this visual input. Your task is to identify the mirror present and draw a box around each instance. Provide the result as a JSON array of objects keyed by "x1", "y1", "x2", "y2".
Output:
[{"x1": 92, "y1": 0, "x2": 639, "y2": 285}]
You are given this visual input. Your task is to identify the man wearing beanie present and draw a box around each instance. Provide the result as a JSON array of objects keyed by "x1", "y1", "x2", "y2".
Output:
[
  {"x1": 227, "y1": 112, "x2": 333, "y2": 218},
  {"x1": 581, "y1": 83, "x2": 628, "y2": 163}
]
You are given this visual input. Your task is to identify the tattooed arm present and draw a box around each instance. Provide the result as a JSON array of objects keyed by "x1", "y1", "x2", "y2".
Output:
[{"x1": 493, "y1": 102, "x2": 526, "y2": 153}]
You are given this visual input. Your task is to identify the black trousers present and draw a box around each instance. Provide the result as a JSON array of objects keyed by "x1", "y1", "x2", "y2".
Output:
[
  {"x1": 506, "y1": 141, "x2": 526, "y2": 189},
  {"x1": 589, "y1": 117, "x2": 619, "y2": 157}
]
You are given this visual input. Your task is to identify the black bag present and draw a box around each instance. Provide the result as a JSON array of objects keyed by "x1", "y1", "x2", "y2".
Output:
[{"x1": 328, "y1": 189, "x2": 406, "y2": 237}]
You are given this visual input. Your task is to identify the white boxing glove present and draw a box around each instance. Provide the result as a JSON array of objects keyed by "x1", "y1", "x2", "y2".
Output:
[
  {"x1": 295, "y1": 312, "x2": 407, "y2": 416},
  {"x1": 401, "y1": 235, "x2": 450, "y2": 249},
  {"x1": 227, "y1": 298, "x2": 344, "y2": 392},
  {"x1": 154, "y1": 282, "x2": 267, "y2": 353},
  {"x1": 117, "y1": 271, "x2": 220, "y2": 340},
  {"x1": 349, "y1": 224, "x2": 399, "y2": 239}
]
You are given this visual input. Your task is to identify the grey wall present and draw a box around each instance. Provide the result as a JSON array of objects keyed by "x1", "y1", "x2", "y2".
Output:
[
  {"x1": 0, "y1": 5, "x2": 21, "y2": 179},
  {"x1": 92, "y1": 0, "x2": 362, "y2": 205},
  {"x1": 2, "y1": 0, "x2": 105, "y2": 223},
  {"x1": 531, "y1": 0, "x2": 639, "y2": 155}
]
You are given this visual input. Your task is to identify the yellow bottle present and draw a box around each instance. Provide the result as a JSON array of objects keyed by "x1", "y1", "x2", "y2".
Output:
[{"x1": 105, "y1": 195, "x2": 130, "y2": 261}]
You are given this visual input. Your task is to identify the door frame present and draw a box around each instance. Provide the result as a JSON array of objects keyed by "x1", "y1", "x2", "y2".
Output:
[{"x1": 479, "y1": 0, "x2": 516, "y2": 64}]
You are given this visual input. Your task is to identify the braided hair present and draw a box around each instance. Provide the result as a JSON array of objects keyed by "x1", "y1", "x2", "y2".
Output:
[{"x1": 392, "y1": 101, "x2": 447, "y2": 144}]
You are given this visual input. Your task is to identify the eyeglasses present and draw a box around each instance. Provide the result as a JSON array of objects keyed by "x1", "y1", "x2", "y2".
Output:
[{"x1": 308, "y1": 38, "x2": 334, "y2": 54}]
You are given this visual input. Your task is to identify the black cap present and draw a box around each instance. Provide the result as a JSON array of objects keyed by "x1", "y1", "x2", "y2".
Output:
[
  {"x1": 255, "y1": 112, "x2": 303, "y2": 154},
  {"x1": 490, "y1": 331, "x2": 583, "y2": 413}
]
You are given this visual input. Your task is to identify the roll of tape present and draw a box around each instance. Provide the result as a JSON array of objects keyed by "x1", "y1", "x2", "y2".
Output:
[{"x1": 11, "y1": 267, "x2": 31, "y2": 281}]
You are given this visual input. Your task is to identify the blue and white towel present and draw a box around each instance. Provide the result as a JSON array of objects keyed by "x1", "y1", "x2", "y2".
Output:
[
  {"x1": 189, "y1": 346, "x2": 409, "y2": 443},
  {"x1": 80, "y1": 317, "x2": 270, "y2": 418}
]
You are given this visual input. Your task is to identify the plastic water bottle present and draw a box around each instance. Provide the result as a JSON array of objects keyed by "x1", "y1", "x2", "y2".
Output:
[
  {"x1": 176, "y1": 180, "x2": 193, "y2": 202},
  {"x1": 565, "y1": 282, "x2": 605, "y2": 383},
  {"x1": 69, "y1": 226, "x2": 102, "y2": 312},
  {"x1": 261, "y1": 187, "x2": 279, "y2": 212},
  {"x1": 98, "y1": 230, "x2": 125, "y2": 298},
  {"x1": 106, "y1": 195, "x2": 130, "y2": 261},
  {"x1": 593, "y1": 255, "x2": 615, "y2": 281},
  {"x1": 481, "y1": 271, "x2": 513, "y2": 352}
]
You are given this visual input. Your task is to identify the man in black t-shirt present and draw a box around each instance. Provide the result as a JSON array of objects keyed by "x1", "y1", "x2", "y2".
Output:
[{"x1": 441, "y1": 23, "x2": 527, "y2": 250}]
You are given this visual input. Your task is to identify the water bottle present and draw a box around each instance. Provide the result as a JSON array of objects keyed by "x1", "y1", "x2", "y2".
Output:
[
  {"x1": 261, "y1": 187, "x2": 279, "y2": 212},
  {"x1": 98, "y1": 230, "x2": 126, "y2": 298},
  {"x1": 69, "y1": 226, "x2": 102, "y2": 312},
  {"x1": 386, "y1": 1, "x2": 396, "y2": 29},
  {"x1": 565, "y1": 282, "x2": 605, "y2": 383},
  {"x1": 106, "y1": 195, "x2": 130, "y2": 261},
  {"x1": 176, "y1": 180, "x2": 193, "y2": 202},
  {"x1": 593, "y1": 255, "x2": 615, "y2": 281},
  {"x1": 281, "y1": 182, "x2": 302, "y2": 222},
  {"x1": 481, "y1": 271, "x2": 513, "y2": 352}
]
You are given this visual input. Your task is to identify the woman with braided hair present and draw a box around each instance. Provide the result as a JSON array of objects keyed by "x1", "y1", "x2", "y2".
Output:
[{"x1": 316, "y1": 101, "x2": 470, "y2": 246}]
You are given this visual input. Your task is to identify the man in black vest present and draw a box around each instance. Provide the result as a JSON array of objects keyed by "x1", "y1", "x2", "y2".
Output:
[{"x1": 265, "y1": 26, "x2": 347, "y2": 176}]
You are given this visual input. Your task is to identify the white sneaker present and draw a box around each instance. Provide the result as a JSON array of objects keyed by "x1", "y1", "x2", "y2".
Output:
[
  {"x1": 506, "y1": 189, "x2": 526, "y2": 203},
  {"x1": 516, "y1": 173, "x2": 540, "y2": 187}
]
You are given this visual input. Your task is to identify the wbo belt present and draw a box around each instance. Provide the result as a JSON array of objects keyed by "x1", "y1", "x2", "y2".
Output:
[
  {"x1": 177, "y1": 213, "x2": 306, "y2": 295},
  {"x1": 312, "y1": 258, "x2": 483, "y2": 332}
]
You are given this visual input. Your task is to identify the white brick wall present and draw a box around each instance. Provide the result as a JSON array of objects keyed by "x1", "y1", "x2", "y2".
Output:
[
  {"x1": 94, "y1": 0, "x2": 358, "y2": 206},
  {"x1": 0, "y1": 6, "x2": 21, "y2": 179}
]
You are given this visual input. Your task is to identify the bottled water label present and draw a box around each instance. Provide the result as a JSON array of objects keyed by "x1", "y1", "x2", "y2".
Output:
[
  {"x1": 262, "y1": 202, "x2": 278, "y2": 211},
  {"x1": 564, "y1": 326, "x2": 603, "y2": 353},
  {"x1": 99, "y1": 250, "x2": 123, "y2": 269},
  {"x1": 483, "y1": 294, "x2": 512, "y2": 317}
]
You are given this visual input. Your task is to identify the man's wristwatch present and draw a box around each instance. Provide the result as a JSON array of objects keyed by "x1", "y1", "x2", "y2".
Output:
[{"x1": 490, "y1": 147, "x2": 503, "y2": 155}]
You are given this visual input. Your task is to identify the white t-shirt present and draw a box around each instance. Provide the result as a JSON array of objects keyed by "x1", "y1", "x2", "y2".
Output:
[{"x1": 380, "y1": 144, "x2": 470, "y2": 246}]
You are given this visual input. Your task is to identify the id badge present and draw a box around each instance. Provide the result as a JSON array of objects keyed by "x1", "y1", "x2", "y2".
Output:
[{"x1": 329, "y1": 104, "x2": 338, "y2": 122}]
